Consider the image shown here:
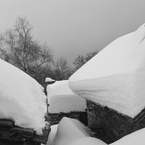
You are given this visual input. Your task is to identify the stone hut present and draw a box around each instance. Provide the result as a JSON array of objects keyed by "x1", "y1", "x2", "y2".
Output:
[
  {"x1": 0, "y1": 59, "x2": 51, "y2": 145},
  {"x1": 46, "y1": 80, "x2": 87, "y2": 126},
  {"x1": 69, "y1": 24, "x2": 145, "y2": 143},
  {"x1": 86, "y1": 100, "x2": 145, "y2": 143}
]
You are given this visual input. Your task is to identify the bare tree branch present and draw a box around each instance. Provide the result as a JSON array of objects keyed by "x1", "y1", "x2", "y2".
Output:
[{"x1": 0, "y1": 16, "x2": 53, "y2": 75}]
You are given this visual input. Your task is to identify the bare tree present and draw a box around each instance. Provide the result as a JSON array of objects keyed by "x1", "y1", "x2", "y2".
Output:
[
  {"x1": 0, "y1": 17, "x2": 53, "y2": 81},
  {"x1": 53, "y1": 57, "x2": 73, "y2": 80},
  {"x1": 74, "y1": 51, "x2": 98, "y2": 70}
]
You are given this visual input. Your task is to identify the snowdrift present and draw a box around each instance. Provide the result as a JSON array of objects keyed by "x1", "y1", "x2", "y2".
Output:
[
  {"x1": 47, "y1": 80, "x2": 86, "y2": 113},
  {"x1": 0, "y1": 59, "x2": 47, "y2": 134},
  {"x1": 50, "y1": 117, "x2": 106, "y2": 145},
  {"x1": 69, "y1": 24, "x2": 145, "y2": 118},
  {"x1": 48, "y1": 117, "x2": 145, "y2": 145}
]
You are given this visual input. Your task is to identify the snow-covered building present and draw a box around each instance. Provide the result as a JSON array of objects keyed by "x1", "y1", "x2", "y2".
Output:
[
  {"x1": 0, "y1": 59, "x2": 50, "y2": 144},
  {"x1": 69, "y1": 24, "x2": 145, "y2": 143},
  {"x1": 47, "y1": 80, "x2": 87, "y2": 125}
]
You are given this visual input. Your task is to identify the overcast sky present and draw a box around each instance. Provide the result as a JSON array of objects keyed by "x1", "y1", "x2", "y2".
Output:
[{"x1": 0, "y1": 0, "x2": 145, "y2": 65}]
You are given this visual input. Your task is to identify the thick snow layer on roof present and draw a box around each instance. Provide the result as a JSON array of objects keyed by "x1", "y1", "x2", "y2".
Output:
[
  {"x1": 47, "y1": 80, "x2": 86, "y2": 113},
  {"x1": 49, "y1": 117, "x2": 106, "y2": 145},
  {"x1": 110, "y1": 128, "x2": 145, "y2": 145},
  {"x1": 0, "y1": 59, "x2": 47, "y2": 134},
  {"x1": 69, "y1": 24, "x2": 145, "y2": 118}
]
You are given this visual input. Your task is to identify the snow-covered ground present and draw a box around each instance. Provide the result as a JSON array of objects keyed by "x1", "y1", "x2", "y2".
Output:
[
  {"x1": 0, "y1": 59, "x2": 47, "y2": 134},
  {"x1": 47, "y1": 117, "x2": 145, "y2": 145},
  {"x1": 69, "y1": 24, "x2": 145, "y2": 118},
  {"x1": 47, "y1": 80, "x2": 86, "y2": 113}
]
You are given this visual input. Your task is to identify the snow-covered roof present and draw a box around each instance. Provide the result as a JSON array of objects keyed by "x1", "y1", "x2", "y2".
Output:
[
  {"x1": 45, "y1": 77, "x2": 55, "y2": 83},
  {"x1": 47, "y1": 80, "x2": 86, "y2": 113},
  {"x1": 0, "y1": 59, "x2": 47, "y2": 134},
  {"x1": 69, "y1": 24, "x2": 145, "y2": 118}
]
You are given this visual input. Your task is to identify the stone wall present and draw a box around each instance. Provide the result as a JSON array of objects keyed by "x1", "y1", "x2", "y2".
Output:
[
  {"x1": 48, "y1": 111, "x2": 88, "y2": 126},
  {"x1": 0, "y1": 119, "x2": 51, "y2": 145},
  {"x1": 86, "y1": 100, "x2": 145, "y2": 144}
]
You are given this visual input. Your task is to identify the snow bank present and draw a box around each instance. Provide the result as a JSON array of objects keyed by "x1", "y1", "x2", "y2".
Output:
[
  {"x1": 47, "y1": 80, "x2": 86, "y2": 113},
  {"x1": 51, "y1": 117, "x2": 94, "y2": 145},
  {"x1": 110, "y1": 128, "x2": 145, "y2": 145},
  {"x1": 69, "y1": 24, "x2": 145, "y2": 118},
  {"x1": 0, "y1": 59, "x2": 47, "y2": 134}
]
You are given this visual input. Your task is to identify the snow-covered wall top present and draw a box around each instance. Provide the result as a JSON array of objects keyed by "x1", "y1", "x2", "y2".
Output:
[
  {"x1": 47, "y1": 80, "x2": 86, "y2": 113},
  {"x1": 69, "y1": 24, "x2": 145, "y2": 118},
  {"x1": 45, "y1": 77, "x2": 55, "y2": 83},
  {"x1": 0, "y1": 59, "x2": 47, "y2": 134}
]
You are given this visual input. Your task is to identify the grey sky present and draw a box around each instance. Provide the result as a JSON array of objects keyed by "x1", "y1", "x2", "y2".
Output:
[{"x1": 0, "y1": 0, "x2": 145, "y2": 65}]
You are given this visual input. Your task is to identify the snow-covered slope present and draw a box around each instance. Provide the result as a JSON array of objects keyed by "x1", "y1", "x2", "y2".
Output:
[
  {"x1": 69, "y1": 24, "x2": 145, "y2": 118},
  {"x1": 47, "y1": 80, "x2": 86, "y2": 113},
  {"x1": 0, "y1": 59, "x2": 47, "y2": 134},
  {"x1": 110, "y1": 128, "x2": 145, "y2": 145}
]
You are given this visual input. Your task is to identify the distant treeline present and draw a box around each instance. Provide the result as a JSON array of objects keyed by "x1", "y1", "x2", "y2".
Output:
[{"x1": 0, "y1": 16, "x2": 98, "y2": 86}]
